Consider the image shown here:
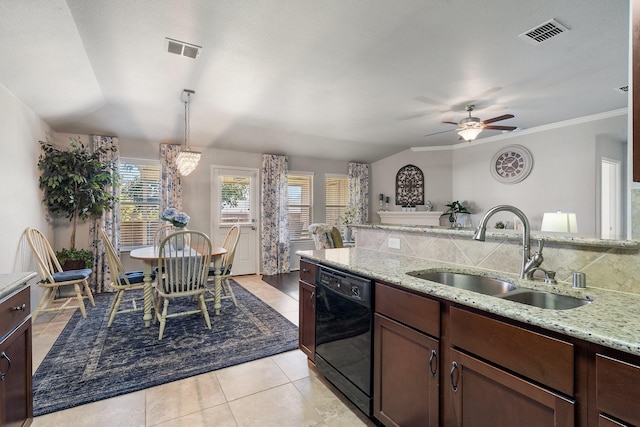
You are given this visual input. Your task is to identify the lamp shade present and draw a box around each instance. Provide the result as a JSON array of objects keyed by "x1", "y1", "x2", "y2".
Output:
[
  {"x1": 541, "y1": 212, "x2": 578, "y2": 233},
  {"x1": 458, "y1": 127, "x2": 483, "y2": 141}
]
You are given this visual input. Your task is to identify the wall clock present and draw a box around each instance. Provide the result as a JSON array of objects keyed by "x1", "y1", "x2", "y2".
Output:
[{"x1": 490, "y1": 145, "x2": 533, "y2": 184}]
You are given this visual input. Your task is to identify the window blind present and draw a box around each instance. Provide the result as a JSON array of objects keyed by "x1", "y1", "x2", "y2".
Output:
[
  {"x1": 326, "y1": 175, "x2": 348, "y2": 227},
  {"x1": 288, "y1": 174, "x2": 312, "y2": 239},
  {"x1": 119, "y1": 160, "x2": 161, "y2": 249}
]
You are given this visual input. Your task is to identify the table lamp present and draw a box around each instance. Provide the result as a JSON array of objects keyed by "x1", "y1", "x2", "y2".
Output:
[{"x1": 541, "y1": 212, "x2": 578, "y2": 233}]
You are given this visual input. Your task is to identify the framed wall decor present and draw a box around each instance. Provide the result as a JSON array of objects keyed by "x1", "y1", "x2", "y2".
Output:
[
  {"x1": 490, "y1": 145, "x2": 534, "y2": 184},
  {"x1": 395, "y1": 164, "x2": 424, "y2": 205}
]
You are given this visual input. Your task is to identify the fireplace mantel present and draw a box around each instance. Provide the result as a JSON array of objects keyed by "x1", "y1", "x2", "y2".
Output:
[{"x1": 377, "y1": 211, "x2": 443, "y2": 226}]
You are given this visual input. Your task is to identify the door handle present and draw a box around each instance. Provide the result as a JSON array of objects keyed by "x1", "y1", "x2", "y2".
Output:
[
  {"x1": 450, "y1": 361, "x2": 459, "y2": 391},
  {"x1": 428, "y1": 349, "x2": 437, "y2": 378}
]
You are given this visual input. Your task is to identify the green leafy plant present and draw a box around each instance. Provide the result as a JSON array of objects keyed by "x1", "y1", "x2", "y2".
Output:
[
  {"x1": 55, "y1": 248, "x2": 93, "y2": 269},
  {"x1": 495, "y1": 221, "x2": 506, "y2": 229},
  {"x1": 38, "y1": 137, "x2": 119, "y2": 249},
  {"x1": 339, "y1": 205, "x2": 357, "y2": 226},
  {"x1": 440, "y1": 201, "x2": 470, "y2": 226}
]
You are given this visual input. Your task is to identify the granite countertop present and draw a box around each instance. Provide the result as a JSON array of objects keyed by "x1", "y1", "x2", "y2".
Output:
[
  {"x1": 0, "y1": 272, "x2": 36, "y2": 300},
  {"x1": 353, "y1": 223, "x2": 640, "y2": 249},
  {"x1": 297, "y1": 247, "x2": 640, "y2": 357}
]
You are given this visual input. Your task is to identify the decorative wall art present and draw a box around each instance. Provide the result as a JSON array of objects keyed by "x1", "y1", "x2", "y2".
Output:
[
  {"x1": 395, "y1": 164, "x2": 424, "y2": 206},
  {"x1": 490, "y1": 145, "x2": 534, "y2": 184}
]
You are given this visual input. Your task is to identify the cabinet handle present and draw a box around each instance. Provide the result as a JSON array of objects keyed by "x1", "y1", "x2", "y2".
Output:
[
  {"x1": 0, "y1": 352, "x2": 11, "y2": 381},
  {"x1": 310, "y1": 291, "x2": 315, "y2": 308},
  {"x1": 12, "y1": 303, "x2": 26, "y2": 311},
  {"x1": 302, "y1": 268, "x2": 309, "y2": 273},
  {"x1": 428, "y1": 349, "x2": 437, "y2": 377},
  {"x1": 450, "y1": 361, "x2": 459, "y2": 392}
]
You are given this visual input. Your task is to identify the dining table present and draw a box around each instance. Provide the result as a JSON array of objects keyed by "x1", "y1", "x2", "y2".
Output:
[{"x1": 130, "y1": 244, "x2": 227, "y2": 327}]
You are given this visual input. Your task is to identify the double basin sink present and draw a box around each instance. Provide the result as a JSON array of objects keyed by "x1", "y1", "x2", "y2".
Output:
[{"x1": 406, "y1": 270, "x2": 590, "y2": 310}]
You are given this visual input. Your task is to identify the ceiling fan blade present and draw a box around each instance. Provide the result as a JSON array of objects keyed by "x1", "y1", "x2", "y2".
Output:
[
  {"x1": 397, "y1": 110, "x2": 440, "y2": 121},
  {"x1": 442, "y1": 121, "x2": 459, "y2": 125},
  {"x1": 483, "y1": 125, "x2": 517, "y2": 131},
  {"x1": 424, "y1": 129, "x2": 456, "y2": 137},
  {"x1": 482, "y1": 114, "x2": 514, "y2": 124},
  {"x1": 415, "y1": 96, "x2": 448, "y2": 107}
]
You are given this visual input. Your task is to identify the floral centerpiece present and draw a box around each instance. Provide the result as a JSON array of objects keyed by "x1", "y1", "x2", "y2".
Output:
[{"x1": 161, "y1": 207, "x2": 190, "y2": 228}]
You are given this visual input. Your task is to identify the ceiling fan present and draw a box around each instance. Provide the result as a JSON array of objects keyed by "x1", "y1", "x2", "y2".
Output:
[{"x1": 429, "y1": 105, "x2": 517, "y2": 141}]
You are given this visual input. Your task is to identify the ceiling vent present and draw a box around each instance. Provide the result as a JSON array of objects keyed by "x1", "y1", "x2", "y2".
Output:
[
  {"x1": 519, "y1": 19, "x2": 569, "y2": 45},
  {"x1": 615, "y1": 85, "x2": 629, "y2": 94},
  {"x1": 165, "y1": 37, "x2": 202, "y2": 59}
]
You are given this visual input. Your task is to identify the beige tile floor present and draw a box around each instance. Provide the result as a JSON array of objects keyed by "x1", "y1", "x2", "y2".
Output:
[{"x1": 30, "y1": 275, "x2": 377, "y2": 427}]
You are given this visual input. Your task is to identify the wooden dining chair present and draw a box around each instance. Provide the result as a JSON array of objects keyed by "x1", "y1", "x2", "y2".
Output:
[
  {"x1": 25, "y1": 227, "x2": 95, "y2": 322},
  {"x1": 153, "y1": 223, "x2": 175, "y2": 248},
  {"x1": 154, "y1": 230, "x2": 212, "y2": 340},
  {"x1": 207, "y1": 225, "x2": 241, "y2": 307},
  {"x1": 99, "y1": 228, "x2": 150, "y2": 327}
]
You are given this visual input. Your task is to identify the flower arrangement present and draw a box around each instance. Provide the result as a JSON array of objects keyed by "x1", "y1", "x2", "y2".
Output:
[
  {"x1": 161, "y1": 207, "x2": 190, "y2": 228},
  {"x1": 339, "y1": 205, "x2": 357, "y2": 226}
]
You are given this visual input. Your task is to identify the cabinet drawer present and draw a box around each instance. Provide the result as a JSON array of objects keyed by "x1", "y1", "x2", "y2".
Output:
[
  {"x1": 299, "y1": 260, "x2": 317, "y2": 284},
  {"x1": 596, "y1": 354, "x2": 640, "y2": 426},
  {"x1": 375, "y1": 283, "x2": 440, "y2": 337},
  {"x1": 0, "y1": 287, "x2": 30, "y2": 339},
  {"x1": 450, "y1": 307, "x2": 574, "y2": 396}
]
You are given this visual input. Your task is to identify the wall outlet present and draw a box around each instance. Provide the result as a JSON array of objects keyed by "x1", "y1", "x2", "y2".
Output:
[{"x1": 388, "y1": 237, "x2": 401, "y2": 249}]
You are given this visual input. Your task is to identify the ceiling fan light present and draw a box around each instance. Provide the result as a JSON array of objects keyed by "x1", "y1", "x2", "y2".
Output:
[{"x1": 458, "y1": 127, "x2": 483, "y2": 141}]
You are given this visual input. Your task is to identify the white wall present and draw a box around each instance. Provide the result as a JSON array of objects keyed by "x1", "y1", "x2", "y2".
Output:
[
  {"x1": 0, "y1": 83, "x2": 55, "y2": 308},
  {"x1": 371, "y1": 113, "x2": 628, "y2": 237},
  {"x1": 371, "y1": 148, "x2": 453, "y2": 225}
]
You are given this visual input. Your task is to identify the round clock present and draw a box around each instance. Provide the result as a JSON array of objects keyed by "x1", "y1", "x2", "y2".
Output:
[{"x1": 490, "y1": 145, "x2": 533, "y2": 184}]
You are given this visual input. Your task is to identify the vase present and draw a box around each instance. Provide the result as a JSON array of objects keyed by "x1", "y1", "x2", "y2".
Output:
[
  {"x1": 173, "y1": 232, "x2": 186, "y2": 250},
  {"x1": 343, "y1": 226, "x2": 353, "y2": 242}
]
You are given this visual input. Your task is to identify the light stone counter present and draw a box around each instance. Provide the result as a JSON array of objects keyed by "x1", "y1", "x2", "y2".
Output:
[
  {"x1": 0, "y1": 272, "x2": 36, "y2": 300},
  {"x1": 297, "y1": 247, "x2": 640, "y2": 357}
]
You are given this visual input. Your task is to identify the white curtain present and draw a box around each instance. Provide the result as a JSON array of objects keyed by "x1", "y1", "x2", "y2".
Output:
[
  {"x1": 89, "y1": 135, "x2": 120, "y2": 293},
  {"x1": 348, "y1": 162, "x2": 370, "y2": 224},
  {"x1": 261, "y1": 154, "x2": 290, "y2": 275},
  {"x1": 160, "y1": 144, "x2": 183, "y2": 212}
]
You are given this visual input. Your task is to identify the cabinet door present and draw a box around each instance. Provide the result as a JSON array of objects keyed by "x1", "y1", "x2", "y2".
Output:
[
  {"x1": 0, "y1": 319, "x2": 33, "y2": 427},
  {"x1": 596, "y1": 354, "x2": 640, "y2": 426},
  {"x1": 298, "y1": 280, "x2": 316, "y2": 361},
  {"x1": 449, "y1": 349, "x2": 574, "y2": 427},
  {"x1": 374, "y1": 314, "x2": 439, "y2": 427}
]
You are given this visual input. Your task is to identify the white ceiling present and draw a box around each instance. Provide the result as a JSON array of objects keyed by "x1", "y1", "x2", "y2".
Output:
[{"x1": 0, "y1": 0, "x2": 629, "y2": 163}]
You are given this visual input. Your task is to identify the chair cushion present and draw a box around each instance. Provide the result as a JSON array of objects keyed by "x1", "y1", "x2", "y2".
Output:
[
  {"x1": 330, "y1": 227, "x2": 344, "y2": 248},
  {"x1": 120, "y1": 271, "x2": 151, "y2": 284},
  {"x1": 50, "y1": 268, "x2": 92, "y2": 282}
]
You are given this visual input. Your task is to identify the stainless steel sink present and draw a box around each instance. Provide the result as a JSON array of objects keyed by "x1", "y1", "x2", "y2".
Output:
[
  {"x1": 498, "y1": 290, "x2": 591, "y2": 310},
  {"x1": 406, "y1": 271, "x2": 517, "y2": 295}
]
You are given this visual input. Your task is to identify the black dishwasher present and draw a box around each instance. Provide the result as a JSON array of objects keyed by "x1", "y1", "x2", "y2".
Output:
[{"x1": 314, "y1": 265, "x2": 373, "y2": 416}]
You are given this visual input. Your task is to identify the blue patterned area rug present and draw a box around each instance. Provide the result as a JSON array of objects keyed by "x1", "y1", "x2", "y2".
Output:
[{"x1": 32, "y1": 280, "x2": 298, "y2": 416}]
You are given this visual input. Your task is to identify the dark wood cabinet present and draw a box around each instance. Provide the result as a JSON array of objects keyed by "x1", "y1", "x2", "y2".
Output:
[
  {"x1": 448, "y1": 348, "x2": 574, "y2": 427},
  {"x1": 374, "y1": 283, "x2": 440, "y2": 427},
  {"x1": 298, "y1": 260, "x2": 317, "y2": 361},
  {"x1": 595, "y1": 353, "x2": 640, "y2": 426},
  {"x1": 0, "y1": 285, "x2": 32, "y2": 427}
]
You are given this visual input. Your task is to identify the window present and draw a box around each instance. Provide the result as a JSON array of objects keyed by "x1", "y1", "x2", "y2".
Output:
[
  {"x1": 220, "y1": 174, "x2": 252, "y2": 224},
  {"x1": 118, "y1": 159, "x2": 161, "y2": 250},
  {"x1": 326, "y1": 175, "x2": 349, "y2": 227},
  {"x1": 288, "y1": 173, "x2": 313, "y2": 240}
]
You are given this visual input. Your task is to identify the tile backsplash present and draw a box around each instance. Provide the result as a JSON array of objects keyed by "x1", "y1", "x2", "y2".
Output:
[{"x1": 357, "y1": 227, "x2": 640, "y2": 295}]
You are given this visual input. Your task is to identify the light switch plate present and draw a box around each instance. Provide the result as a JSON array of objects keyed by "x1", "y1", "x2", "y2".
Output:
[{"x1": 388, "y1": 237, "x2": 401, "y2": 249}]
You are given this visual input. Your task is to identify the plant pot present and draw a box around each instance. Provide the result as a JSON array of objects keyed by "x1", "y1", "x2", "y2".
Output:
[{"x1": 62, "y1": 260, "x2": 87, "y2": 271}]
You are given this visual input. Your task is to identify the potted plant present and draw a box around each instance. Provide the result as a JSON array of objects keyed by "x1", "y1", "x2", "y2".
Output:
[
  {"x1": 441, "y1": 201, "x2": 470, "y2": 228},
  {"x1": 38, "y1": 137, "x2": 118, "y2": 269}
]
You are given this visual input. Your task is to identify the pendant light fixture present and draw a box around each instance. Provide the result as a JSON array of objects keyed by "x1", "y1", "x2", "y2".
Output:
[{"x1": 176, "y1": 89, "x2": 201, "y2": 176}]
